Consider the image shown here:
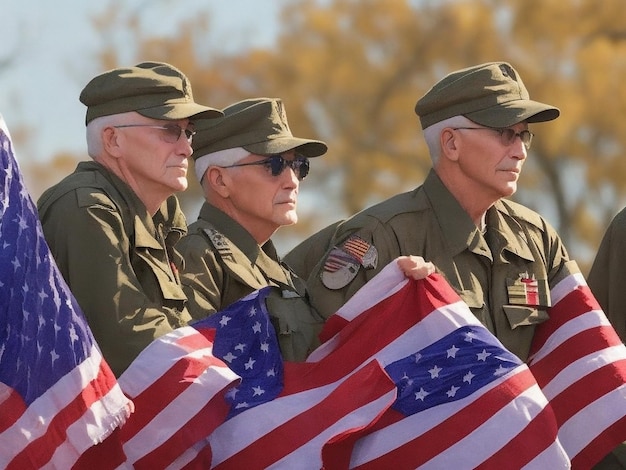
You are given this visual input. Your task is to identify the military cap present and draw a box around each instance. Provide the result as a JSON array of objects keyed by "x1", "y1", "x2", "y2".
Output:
[
  {"x1": 415, "y1": 62, "x2": 560, "y2": 129},
  {"x1": 191, "y1": 97, "x2": 328, "y2": 160},
  {"x1": 80, "y1": 61, "x2": 222, "y2": 124}
]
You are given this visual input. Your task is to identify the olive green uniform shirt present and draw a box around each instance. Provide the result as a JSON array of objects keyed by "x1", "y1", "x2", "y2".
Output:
[
  {"x1": 177, "y1": 203, "x2": 324, "y2": 361},
  {"x1": 303, "y1": 170, "x2": 580, "y2": 362},
  {"x1": 588, "y1": 206, "x2": 626, "y2": 343},
  {"x1": 37, "y1": 161, "x2": 191, "y2": 376}
]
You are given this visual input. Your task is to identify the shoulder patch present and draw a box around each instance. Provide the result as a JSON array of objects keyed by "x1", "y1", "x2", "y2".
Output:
[
  {"x1": 320, "y1": 235, "x2": 378, "y2": 290},
  {"x1": 204, "y1": 228, "x2": 231, "y2": 257}
]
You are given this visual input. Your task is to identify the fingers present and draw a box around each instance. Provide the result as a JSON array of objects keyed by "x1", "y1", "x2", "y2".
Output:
[{"x1": 397, "y1": 255, "x2": 435, "y2": 280}]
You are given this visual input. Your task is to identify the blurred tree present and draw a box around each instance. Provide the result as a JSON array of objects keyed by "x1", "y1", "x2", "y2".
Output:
[{"x1": 24, "y1": 0, "x2": 626, "y2": 272}]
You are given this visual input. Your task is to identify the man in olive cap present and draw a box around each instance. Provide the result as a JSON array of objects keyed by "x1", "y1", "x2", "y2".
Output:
[
  {"x1": 292, "y1": 61, "x2": 626, "y2": 467},
  {"x1": 175, "y1": 97, "x2": 331, "y2": 361},
  {"x1": 296, "y1": 61, "x2": 572, "y2": 356},
  {"x1": 37, "y1": 61, "x2": 222, "y2": 376}
]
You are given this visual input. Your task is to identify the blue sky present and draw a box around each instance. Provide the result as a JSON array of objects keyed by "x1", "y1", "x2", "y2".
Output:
[{"x1": 1, "y1": 1, "x2": 283, "y2": 163}]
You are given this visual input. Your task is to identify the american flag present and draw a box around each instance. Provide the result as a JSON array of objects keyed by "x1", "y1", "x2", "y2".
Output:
[
  {"x1": 0, "y1": 119, "x2": 132, "y2": 469},
  {"x1": 153, "y1": 288, "x2": 395, "y2": 469},
  {"x1": 308, "y1": 262, "x2": 572, "y2": 469},
  {"x1": 83, "y1": 259, "x2": 626, "y2": 468}
]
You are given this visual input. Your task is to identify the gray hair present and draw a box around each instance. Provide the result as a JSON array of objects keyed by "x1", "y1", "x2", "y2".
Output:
[
  {"x1": 85, "y1": 112, "x2": 137, "y2": 159},
  {"x1": 422, "y1": 115, "x2": 475, "y2": 165}
]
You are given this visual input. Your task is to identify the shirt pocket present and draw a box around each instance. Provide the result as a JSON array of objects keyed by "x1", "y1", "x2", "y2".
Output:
[{"x1": 502, "y1": 305, "x2": 549, "y2": 329}]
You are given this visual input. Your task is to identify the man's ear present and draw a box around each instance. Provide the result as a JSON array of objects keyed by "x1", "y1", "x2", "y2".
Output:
[
  {"x1": 440, "y1": 128, "x2": 460, "y2": 162},
  {"x1": 205, "y1": 166, "x2": 231, "y2": 198},
  {"x1": 102, "y1": 127, "x2": 122, "y2": 158}
]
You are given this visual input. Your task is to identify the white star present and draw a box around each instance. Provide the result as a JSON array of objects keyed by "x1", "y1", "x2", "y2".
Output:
[
  {"x1": 15, "y1": 214, "x2": 28, "y2": 232},
  {"x1": 225, "y1": 387, "x2": 239, "y2": 400},
  {"x1": 266, "y1": 368, "x2": 276, "y2": 377},
  {"x1": 235, "y1": 402, "x2": 250, "y2": 409},
  {"x1": 252, "y1": 321, "x2": 262, "y2": 334},
  {"x1": 38, "y1": 289, "x2": 49, "y2": 302},
  {"x1": 223, "y1": 352, "x2": 237, "y2": 363},
  {"x1": 260, "y1": 342, "x2": 270, "y2": 353},
  {"x1": 11, "y1": 257, "x2": 21, "y2": 271},
  {"x1": 413, "y1": 353, "x2": 422, "y2": 363},
  {"x1": 414, "y1": 387, "x2": 429, "y2": 401},
  {"x1": 464, "y1": 330, "x2": 478, "y2": 342},
  {"x1": 446, "y1": 385, "x2": 460, "y2": 398},
  {"x1": 252, "y1": 386, "x2": 265, "y2": 397},
  {"x1": 244, "y1": 357, "x2": 256, "y2": 370},
  {"x1": 463, "y1": 370, "x2": 475, "y2": 384},
  {"x1": 219, "y1": 315, "x2": 232, "y2": 327},
  {"x1": 477, "y1": 349, "x2": 491, "y2": 361},
  {"x1": 447, "y1": 345, "x2": 460, "y2": 358},
  {"x1": 234, "y1": 343, "x2": 246, "y2": 353},
  {"x1": 428, "y1": 365, "x2": 442, "y2": 378},
  {"x1": 50, "y1": 349, "x2": 60, "y2": 365},
  {"x1": 494, "y1": 365, "x2": 509, "y2": 376}
]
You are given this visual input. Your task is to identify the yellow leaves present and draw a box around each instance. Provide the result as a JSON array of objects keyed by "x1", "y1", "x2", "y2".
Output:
[{"x1": 13, "y1": 0, "x2": 626, "y2": 264}]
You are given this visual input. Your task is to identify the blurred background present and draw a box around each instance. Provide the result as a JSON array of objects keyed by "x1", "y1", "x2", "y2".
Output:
[{"x1": 3, "y1": 0, "x2": 626, "y2": 274}]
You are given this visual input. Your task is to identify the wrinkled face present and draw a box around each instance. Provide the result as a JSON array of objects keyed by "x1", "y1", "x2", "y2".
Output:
[
  {"x1": 113, "y1": 117, "x2": 195, "y2": 197},
  {"x1": 218, "y1": 150, "x2": 303, "y2": 241},
  {"x1": 451, "y1": 122, "x2": 529, "y2": 200}
]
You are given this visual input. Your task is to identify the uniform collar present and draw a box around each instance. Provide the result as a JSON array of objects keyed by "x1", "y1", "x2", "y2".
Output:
[
  {"x1": 424, "y1": 170, "x2": 535, "y2": 262},
  {"x1": 424, "y1": 170, "x2": 478, "y2": 256},
  {"x1": 199, "y1": 203, "x2": 268, "y2": 264}
]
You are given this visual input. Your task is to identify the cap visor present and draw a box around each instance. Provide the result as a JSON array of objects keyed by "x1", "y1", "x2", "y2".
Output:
[
  {"x1": 244, "y1": 137, "x2": 328, "y2": 158},
  {"x1": 466, "y1": 100, "x2": 560, "y2": 128}
]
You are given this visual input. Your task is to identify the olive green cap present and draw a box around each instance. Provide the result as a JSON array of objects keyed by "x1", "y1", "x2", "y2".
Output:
[
  {"x1": 415, "y1": 62, "x2": 560, "y2": 129},
  {"x1": 191, "y1": 97, "x2": 328, "y2": 160},
  {"x1": 80, "y1": 61, "x2": 223, "y2": 124}
]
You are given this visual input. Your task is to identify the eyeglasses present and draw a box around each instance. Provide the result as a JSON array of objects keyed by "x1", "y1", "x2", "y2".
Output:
[
  {"x1": 219, "y1": 154, "x2": 310, "y2": 180},
  {"x1": 452, "y1": 127, "x2": 534, "y2": 149},
  {"x1": 113, "y1": 124, "x2": 196, "y2": 144}
]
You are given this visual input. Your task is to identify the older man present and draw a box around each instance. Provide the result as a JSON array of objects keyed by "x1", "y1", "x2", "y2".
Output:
[
  {"x1": 175, "y1": 97, "x2": 331, "y2": 361},
  {"x1": 37, "y1": 62, "x2": 221, "y2": 376},
  {"x1": 292, "y1": 62, "x2": 626, "y2": 468},
  {"x1": 297, "y1": 62, "x2": 573, "y2": 362}
]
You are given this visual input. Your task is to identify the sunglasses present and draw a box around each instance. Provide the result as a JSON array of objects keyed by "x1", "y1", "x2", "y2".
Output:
[
  {"x1": 113, "y1": 124, "x2": 196, "y2": 144},
  {"x1": 220, "y1": 154, "x2": 310, "y2": 180},
  {"x1": 452, "y1": 127, "x2": 534, "y2": 149}
]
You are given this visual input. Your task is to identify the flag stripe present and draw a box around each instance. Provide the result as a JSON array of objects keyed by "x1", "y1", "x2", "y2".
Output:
[
  {"x1": 530, "y1": 276, "x2": 601, "y2": 357},
  {"x1": 131, "y1": 391, "x2": 230, "y2": 469},
  {"x1": 0, "y1": 384, "x2": 26, "y2": 432},
  {"x1": 475, "y1": 404, "x2": 560, "y2": 469},
  {"x1": 115, "y1": 326, "x2": 239, "y2": 467},
  {"x1": 572, "y1": 409, "x2": 626, "y2": 469},
  {"x1": 528, "y1": 272, "x2": 626, "y2": 465},
  {"x1": 532, "y1": 324, "x2": 621, "y2": 386},
  {"x1": 350, "y1": 367, "x2": 546, "y2": 469},
  {"x1": 211, "y1": 360, "x2": 395, "y2": 468},
  {"x1": 1, "y1": 347, "x2": 127, "y2": 469}
]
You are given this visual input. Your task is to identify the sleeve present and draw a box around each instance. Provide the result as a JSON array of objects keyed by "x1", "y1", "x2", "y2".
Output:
[
  {"x1": 284, "y1": 220, "x2": 343, "y2": 279},
  {"x1": 39, "y1": 190, "x2": 191, "y2": 376},
  {"x1": 303, "y1": 215, "x2": 403, "y2": 319},
  {"x1": 588, "y1": 209, "x2": 626, "y2": 342}
]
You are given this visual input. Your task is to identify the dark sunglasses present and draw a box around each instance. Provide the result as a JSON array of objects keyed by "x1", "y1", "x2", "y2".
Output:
[
  {"x1": 220, "y1": 154, "x2": 310, "y2": 180},
  {"x1": 113, "y1": 124, "x2": 196, "y2": 144}
]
